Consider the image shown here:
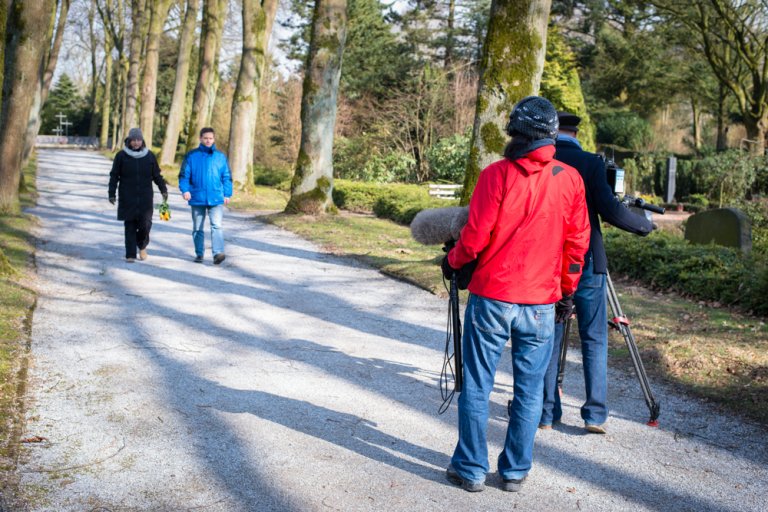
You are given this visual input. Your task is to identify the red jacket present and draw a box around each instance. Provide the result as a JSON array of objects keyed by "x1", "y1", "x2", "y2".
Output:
[{"x1": 448, "y1": 145, "x2": 590, "y2": 304}]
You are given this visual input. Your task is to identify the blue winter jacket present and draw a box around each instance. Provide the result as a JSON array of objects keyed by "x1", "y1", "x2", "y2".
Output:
[{"x1": 179, "y1": 144, "x2": 233, "y2": 206}]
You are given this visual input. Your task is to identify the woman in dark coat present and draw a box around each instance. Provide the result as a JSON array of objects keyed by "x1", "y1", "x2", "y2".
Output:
[{"x1": 108, "y1": 128, "x2": 168, "y2": 261}]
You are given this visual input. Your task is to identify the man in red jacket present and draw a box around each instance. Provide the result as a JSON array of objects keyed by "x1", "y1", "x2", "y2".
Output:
[{"x1": 442, "y1": 96, "x2": 590, "y2": 493}]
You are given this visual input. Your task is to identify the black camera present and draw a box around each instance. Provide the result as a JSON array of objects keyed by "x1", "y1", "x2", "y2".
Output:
[
  {"x1": 602, "y1": 155, "x2": 665, "y2": 216},
  {"x1": 605, "y1": 157, "x2": 626, "y2": 197}
]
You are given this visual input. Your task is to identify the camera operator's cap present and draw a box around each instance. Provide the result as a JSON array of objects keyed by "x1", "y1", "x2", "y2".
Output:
[
  {"x1": 506, "y1": 96, "x2": 559, "y2": 140},
  {"x1": 557, "y1": 112, "x2": 581, "y2": 133}
]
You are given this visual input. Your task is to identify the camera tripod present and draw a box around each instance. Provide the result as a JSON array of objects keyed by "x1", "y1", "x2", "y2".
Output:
[{"x1": 557, "y1": 271, "x2": 660, "y2": 426}]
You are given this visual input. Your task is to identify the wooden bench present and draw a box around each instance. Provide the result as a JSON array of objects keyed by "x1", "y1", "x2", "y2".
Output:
[{"x1": 428, "y1": 183, "x2": 462, "y2": 199}]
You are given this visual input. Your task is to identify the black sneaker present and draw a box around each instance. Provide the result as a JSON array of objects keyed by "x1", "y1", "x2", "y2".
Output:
[
  {"x1": 194, "y1": 255, "x2": 203, "y2": 263},
  {"x1": 501, "y1": 476, "x2": 526, "y2": 492},
  {"x1": 213, "y1": 253, "x2": 226, "y2": 265},
  {"x1": 446, "y1": 466, "x2": 484, "y2": 493}
]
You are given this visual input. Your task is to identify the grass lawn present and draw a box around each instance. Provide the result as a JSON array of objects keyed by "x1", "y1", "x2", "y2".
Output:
[
  {"x1": 0, "y1": 157, "x2": 38, "y2": 477},
  {"x1": 261, "y1": 209, "x2": 768, "y2": 428}
]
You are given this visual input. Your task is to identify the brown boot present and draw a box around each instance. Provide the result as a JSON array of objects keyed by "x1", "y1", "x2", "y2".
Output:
[{"x1": 139, "y1": 248, "x2": 148, "y2": 261}]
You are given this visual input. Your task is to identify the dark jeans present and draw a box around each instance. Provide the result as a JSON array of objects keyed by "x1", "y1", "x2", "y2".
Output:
[
  {"x1": 124, "y1": 212, "x2": 152, "y2": 259},
  {"x1": 541, "y1": 253, "x2": 608, "y2": 426}
]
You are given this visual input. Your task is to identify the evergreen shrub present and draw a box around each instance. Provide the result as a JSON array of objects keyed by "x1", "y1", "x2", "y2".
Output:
[
  {"x1": 604, "y1": 228, "x2": 768, "y2": 315},
  {"x1": 332, "y1": 179, "x2": 458, "y2": 224},
  {"x1": 254, "y1": 165, "x2": 291, "y2": 189},
  {"x1": 426, "y1": 132, "x2": 470, "y2": 183}
]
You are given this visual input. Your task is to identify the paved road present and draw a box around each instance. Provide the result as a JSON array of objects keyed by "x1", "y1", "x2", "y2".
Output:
[{"x1": 16, "y1": 149, "x2": 768, "y2": 511}]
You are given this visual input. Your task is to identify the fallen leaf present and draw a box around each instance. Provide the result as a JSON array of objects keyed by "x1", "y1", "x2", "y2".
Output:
[{"x1": 21, "y1": 436, "x2": 48, "y2": 443}]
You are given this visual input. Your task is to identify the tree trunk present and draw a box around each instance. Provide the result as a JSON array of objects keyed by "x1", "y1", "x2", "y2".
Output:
[
  {"x1": 88, "y1": 0, "x2": 99, "y2": 137},
  {"x1": 716, "y1": 83, "x2": 727, "y2": 151},
  {"x1": 0, "y1": 0, "x2": 9, "y2": 105},
  {"x1": 100, "y1": 36, "x2": 113, "y2": 148},
  {"x1": 185, "y1": 0, "x2": 226, "y2": 153},
  {"x1": 122, "y1": 0, "x2": 146, "y2": 137},
  {"x1": 160, "y1": 0, "x2": 199, "y2": 165},
  {"x1": 459, "y1": 0, "x2": 552, "y2": 205},
  {"x1": 286, "y1": 0, "x2": 349, "y2": 214},
  {"x1": 0, "y1": 0, "x2": 56, "y2": 213},
  {"x1": 20, "y1": 0, "x2": 69, "y2": 166},
  {"x1": 444, "y1": 0, "x2": 455, "y2": 72},
  {"x1": 743, "y1": 115, "x2": 767, "y2": 156},
  {"x1": 691, "y1": 96, "x2": 701, "y2": 153},
  {"x1": 228, "y1": 0, "x2": 278, "y2": 190},
  {"x1": 139, "y1": 0, "x2": 172, "y2": 147}
]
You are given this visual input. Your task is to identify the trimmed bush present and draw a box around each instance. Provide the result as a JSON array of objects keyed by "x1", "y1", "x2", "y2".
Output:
[
  {"x1": 604, "y1": 228, "x2": 768, "y2": 315},
  {"x1": 254, "y1": 165, "x2": 292, "y2": 189},
  {"x1": 332, "y1": 179, "x2": 458, "y2": 224}
]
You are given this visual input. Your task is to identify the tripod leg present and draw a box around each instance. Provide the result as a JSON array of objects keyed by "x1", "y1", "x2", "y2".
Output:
[
  {"x1": 556, "y1": 317, "x2": 573, "y2": 395},
  {"x1": 605, "y1": 272, "x2": 660, "y2": 425}
]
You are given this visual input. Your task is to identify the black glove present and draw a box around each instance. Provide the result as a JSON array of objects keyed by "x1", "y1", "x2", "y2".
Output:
[
  {"x1": 441, "y1": 254, "x2": 455, "y2": 280},
  {"x1": 456, "y1": 259, "x2": 478, "y2": 290},
  {"x1": 555, "y1": 295, "x2": 575, "y2": 323},
  {"x1": 162, "y1": 192, "x2": 168, "y2": 201},
  {"x1": 109, "y1": 196, "x2": 116, "y2": 205}
]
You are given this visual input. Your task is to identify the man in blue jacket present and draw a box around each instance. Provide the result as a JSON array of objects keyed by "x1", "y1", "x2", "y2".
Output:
[
  {"x1": 540, "y1": 112, "x2": 653, "y2": 434},
  {"x1": 179, "y1": 127, "x2": 233, "y2": 264}
]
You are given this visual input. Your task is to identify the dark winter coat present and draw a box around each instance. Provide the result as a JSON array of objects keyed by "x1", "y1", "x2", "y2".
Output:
[
  {"x1": 554, "y1": 138, "x2": 653, "y2": 274},
  {"x1": 108, "y1": 142, "x2": 168, "y2": 221}
]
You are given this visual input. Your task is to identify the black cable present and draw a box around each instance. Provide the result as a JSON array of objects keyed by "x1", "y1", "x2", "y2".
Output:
[{"x1": 438, "y1": 275, "x2": 457, "y2": 414}]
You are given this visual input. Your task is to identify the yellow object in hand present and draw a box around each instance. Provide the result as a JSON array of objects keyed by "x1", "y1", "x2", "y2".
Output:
[{"x1": 158, "y1": 201, "x2": 171, "y2": 221}]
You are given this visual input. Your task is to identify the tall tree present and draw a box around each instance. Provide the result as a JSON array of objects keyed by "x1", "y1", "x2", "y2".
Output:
[
  {"x1": 459, "y1": 0, "x2": 552, "y2": 204},
  {"x1": 122, "y1": 0, "x2": 146, "y2": 137},
  {"x1": 139, "y1": 0, "x2": 172, "y2": 146},
  {"x1": 98, "y1": 0, "x2": 127, "y2": 148},
  {"x1": 160, "y1": 0, "x2": 198, "y2": 165},
  {"x1": 0, "y1": 0, "x2": 56, "y2": 213},
  {"x1": 228, "y1": 0, "x2": 278, "y2": 190},
  {"x1": 653, "y1": 0, "x2": 768, "y2": 155},
  {"x1": 21, "y1": 0, "x2": 71, "y2": 166},
  {"x1": 286, "y1": 0, "x2": 349, "y2": 214},
  {"x1": 185, "y1": 0, "x2": 226, "y2": 152}
]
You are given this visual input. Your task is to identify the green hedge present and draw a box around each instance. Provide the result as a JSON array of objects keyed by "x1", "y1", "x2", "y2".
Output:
[
  {"x1": 604, "y1": 228, "x2": 768, "y2": 315},
  {"x1": 332, "y1": 179, "x2": 459, "y2": 224}
]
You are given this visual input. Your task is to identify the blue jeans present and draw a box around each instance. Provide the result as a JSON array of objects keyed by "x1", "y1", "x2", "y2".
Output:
[
  {"x1": 450, "y1": 294, "x2": 555, "y2": 483},
  {"x1": 191, "y1": 204, "x2": 225, "y2": 257},
  {"x1": 541, "y1": 253, "x2": 608, "y2": 426}
]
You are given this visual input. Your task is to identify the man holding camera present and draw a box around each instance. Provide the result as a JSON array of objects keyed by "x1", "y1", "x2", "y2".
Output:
[
  {"x1": 539, "y1": 112, "x2": 654, "y2": 434},
  {"x1": 442, "y1": 97, "x2": 590, "y2": 493}
]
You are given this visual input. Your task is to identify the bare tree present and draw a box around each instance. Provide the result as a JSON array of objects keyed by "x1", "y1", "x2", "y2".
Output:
[
  {"x1": 459, "y1": 0, "x2": 551, "y2": 204},
  {"x1": 21, "y1": 0, "x2": 71, "y2": 166},
  {"x1": 653, "y1": 0, "x2": 768, "y2": 155},
  {"x1": 98, "y1": 0, "x2": 128, "y2": 148},
  {"x1": 139, "y1": 0, "x2": 172, "y2": 146},
  {"x1": 228, "y1": 0, "x2": 278, "y2": 190},
  {"x1": 185, "y1": 0, "x2": 226, "y2": 152},
  {"x1": 160, "y1": 0, "x2": 199, "y2": 165},
  {"x1": 122, "y1": 0, "x2": 146, "y2": 137},
  {"x1": 286, "y1": 0, "x2": 349, "y2": 214},
  {"x1": 0, "y1": 0, "x2": 57, "y2": 213}
]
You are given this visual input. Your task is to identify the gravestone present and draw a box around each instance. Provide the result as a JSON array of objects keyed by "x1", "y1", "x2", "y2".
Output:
[
  {"x1": 665, "y1": 156, "x2": 676, "y2": 203},
  {"x1": 684, "y1": 208, "x2": 751, "y2": 254}
]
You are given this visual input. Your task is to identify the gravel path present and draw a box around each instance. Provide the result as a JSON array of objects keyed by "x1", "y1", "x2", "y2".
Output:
[{"x1": 15, "y1": 149, "x2": 768, "y2": 511}]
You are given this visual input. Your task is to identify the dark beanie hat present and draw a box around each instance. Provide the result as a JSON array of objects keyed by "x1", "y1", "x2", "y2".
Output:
[
  {"x1": 506, "y1": 96, "x2": 559, "y2": 140},
  {"x1": 127, "y1": 127, "x2": 144, "y2": 141},
  {"x1": 557, "y1": 112, "x2": 581, "y2": 132}
]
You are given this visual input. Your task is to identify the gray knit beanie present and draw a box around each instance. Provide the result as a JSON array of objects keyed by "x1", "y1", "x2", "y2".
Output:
[
  {"x1": 127, "y1": 127, "x2": 143, "y2": 141},
  {"x1": 506, "y1": 96, "x2": 559, "y2": 140}
]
